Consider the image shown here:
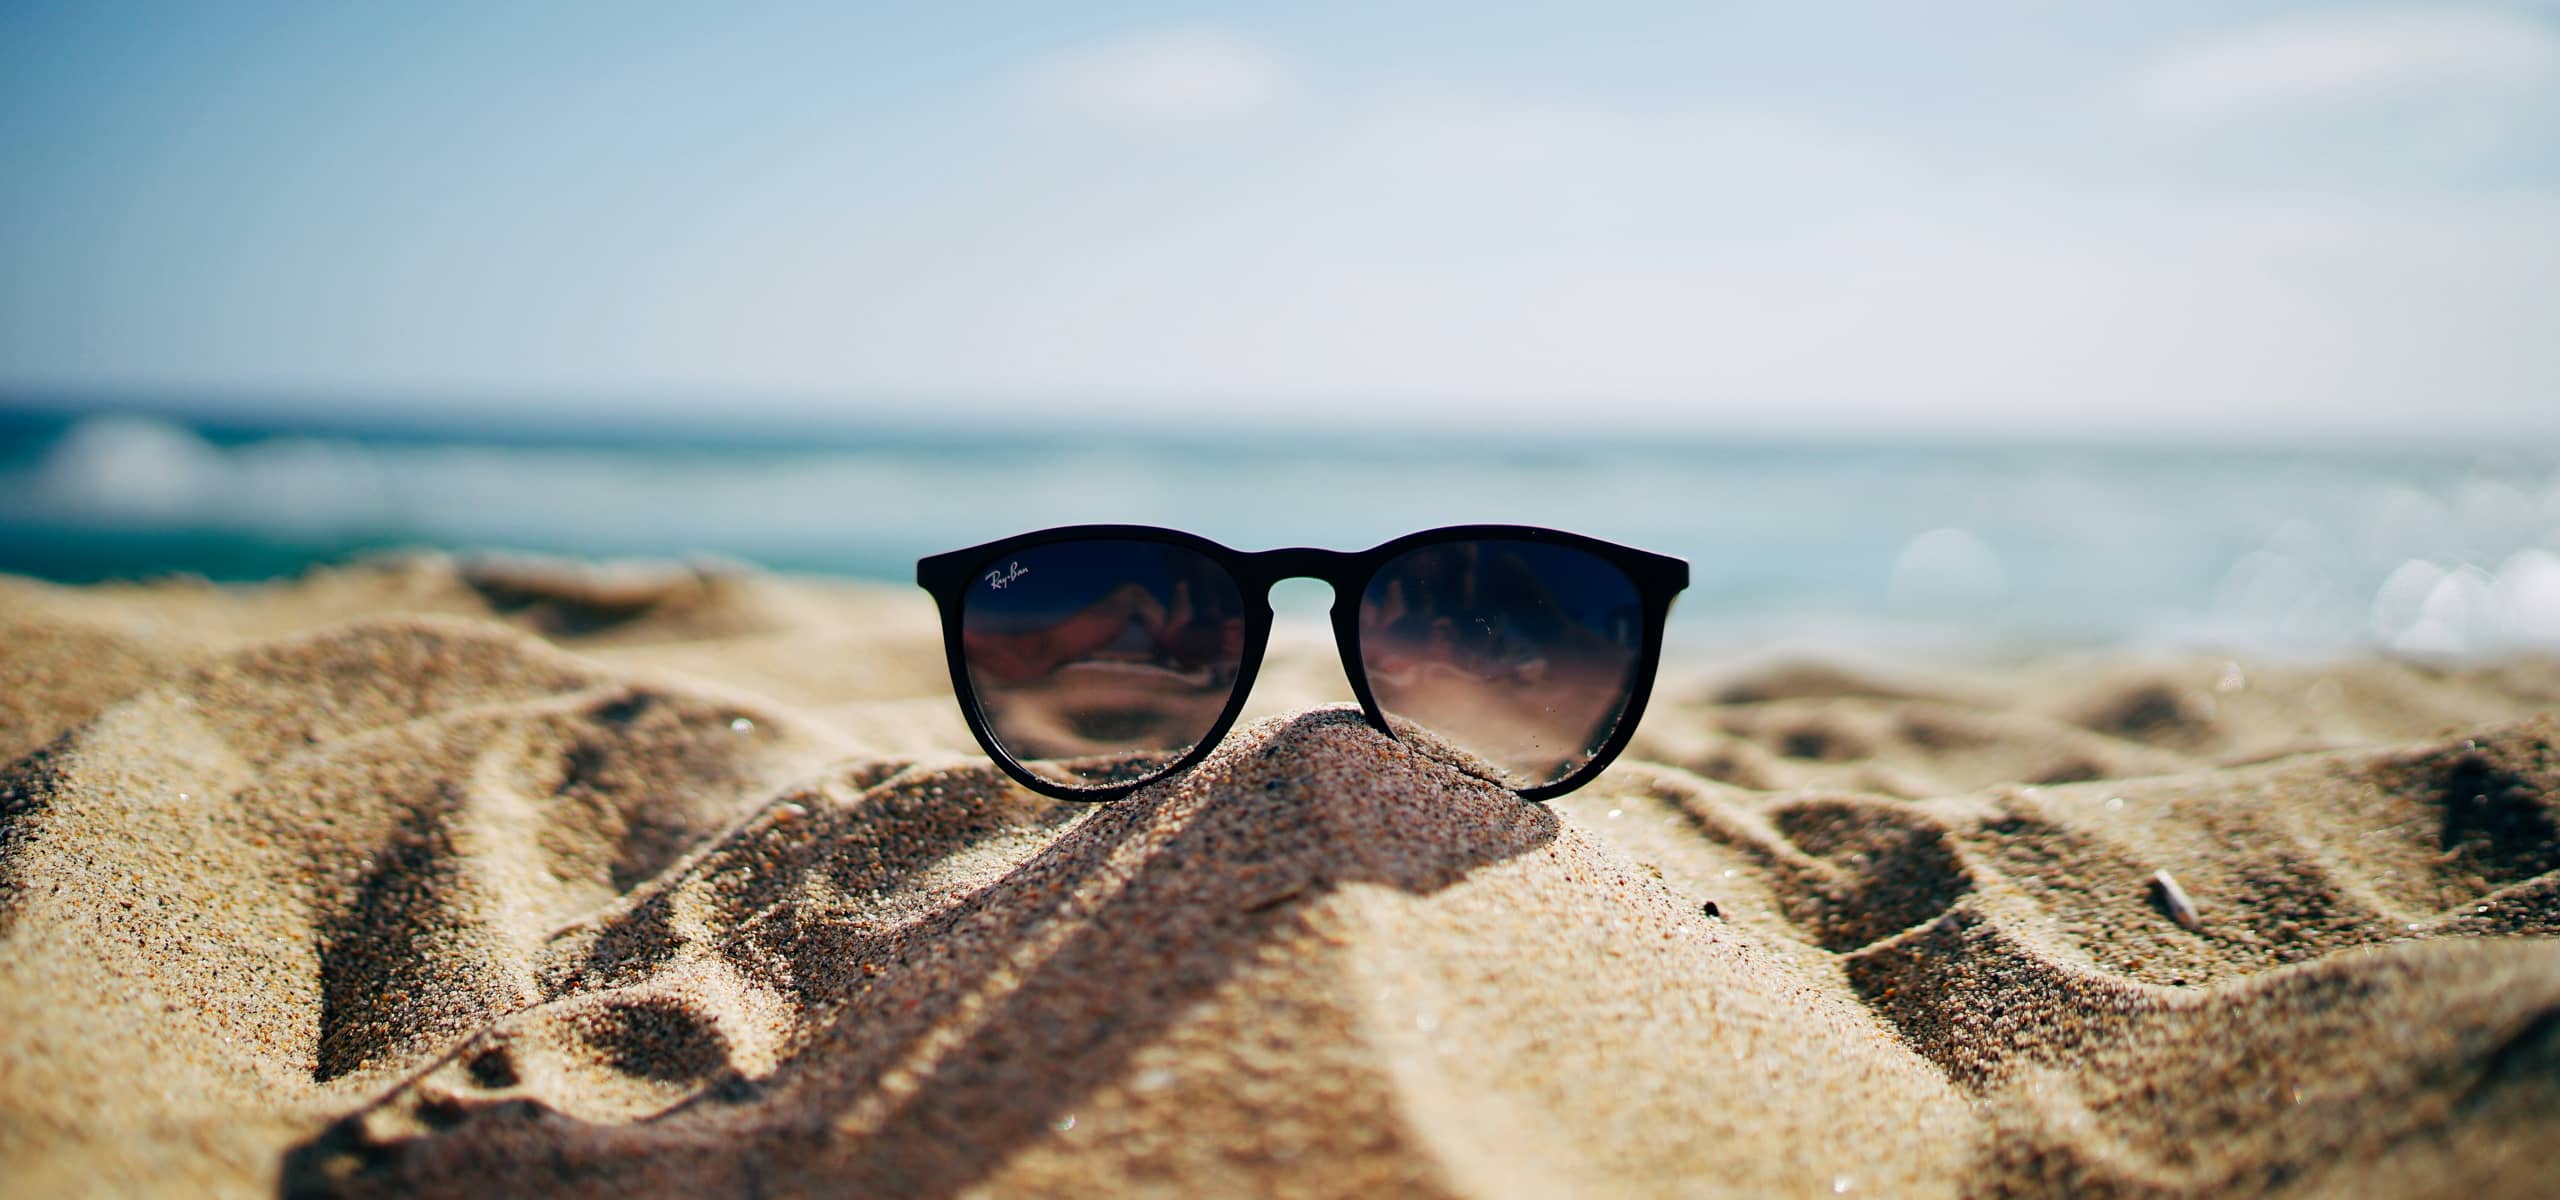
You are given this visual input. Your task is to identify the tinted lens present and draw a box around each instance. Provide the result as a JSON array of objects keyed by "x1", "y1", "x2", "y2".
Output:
[
  {"x1": 1358, "y1": 539, "x2": 1646, "y2": 789},
  {"x1": 961, "y1": 539, "x2": 1249, "y2": 791}
]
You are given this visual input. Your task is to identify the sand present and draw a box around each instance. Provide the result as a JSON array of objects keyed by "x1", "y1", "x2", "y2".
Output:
[{"x1": 2, "y1": 553, "x2": 2556, "y2": 1198}]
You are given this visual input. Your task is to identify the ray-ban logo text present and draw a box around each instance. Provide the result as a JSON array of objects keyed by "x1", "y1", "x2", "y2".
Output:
[{"x1": 985, "y1": 561, "x2": 1030, "y2": 590}]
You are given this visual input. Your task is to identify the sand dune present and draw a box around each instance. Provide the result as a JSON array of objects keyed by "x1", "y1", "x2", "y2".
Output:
[{"x1": 3, "y1": 556, "x2": 2555, "y2": 1198}]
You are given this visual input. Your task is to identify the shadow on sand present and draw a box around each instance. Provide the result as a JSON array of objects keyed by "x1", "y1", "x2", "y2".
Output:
[{"x1": 283, "y1": 708, "x2": 1557, "y2": 1198}]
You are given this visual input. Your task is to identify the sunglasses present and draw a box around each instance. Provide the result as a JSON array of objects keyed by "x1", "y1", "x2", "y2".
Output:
[{"x1": 916, "y1": 525, "x2": 1689, "y2": 802}]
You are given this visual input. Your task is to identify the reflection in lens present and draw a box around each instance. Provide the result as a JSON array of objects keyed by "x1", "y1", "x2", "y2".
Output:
[
  {"x1": 1358, "y1": 540, "x2": 1645, "y2": 789},
  {"x1": 961, "y1": 540, "x2": 1248, "y2": 790}
]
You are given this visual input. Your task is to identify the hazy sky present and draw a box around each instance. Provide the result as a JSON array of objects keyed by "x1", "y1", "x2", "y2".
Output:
[{"x1": 4, "y1": 2, "x2": 2557, "y2": 436}]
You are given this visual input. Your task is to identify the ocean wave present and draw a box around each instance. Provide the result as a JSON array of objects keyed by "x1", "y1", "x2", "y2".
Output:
[{"x1": 4, "y1": 412, "x2": 2557, "y2": 656}]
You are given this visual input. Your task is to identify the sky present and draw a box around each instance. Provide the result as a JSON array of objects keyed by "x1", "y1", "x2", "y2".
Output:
[{"x1": 3, "y1": 1, "x2": 2557, "y2": 438}]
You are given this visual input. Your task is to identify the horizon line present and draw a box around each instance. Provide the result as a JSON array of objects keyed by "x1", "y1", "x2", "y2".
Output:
[{"x1": 5, "y1": 381, "x2": 2559, "y2": 457}]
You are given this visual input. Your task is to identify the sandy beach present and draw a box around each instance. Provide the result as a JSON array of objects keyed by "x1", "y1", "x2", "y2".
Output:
[{"x1": 3, "y1": 553, "x2": 2556, "y2": 1198}]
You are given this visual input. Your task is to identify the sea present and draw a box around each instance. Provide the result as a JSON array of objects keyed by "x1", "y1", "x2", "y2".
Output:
[{"x1": 5, "y1": 400, "x2": 2557, "y2": 661}]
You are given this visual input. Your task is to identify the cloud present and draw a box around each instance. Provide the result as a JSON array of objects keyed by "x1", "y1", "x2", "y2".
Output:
[
  {"x1": 1022, "y1": 29, "x2": 1299, "y2": 133},
  {"x1": 2123, "y1": 7, "x2": 2560, "y2": 126}
]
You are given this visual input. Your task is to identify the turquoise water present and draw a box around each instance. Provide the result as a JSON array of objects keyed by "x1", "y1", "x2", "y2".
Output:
[{"x1": 4, "y1": 403, "x2": 2557, "y2": 657}]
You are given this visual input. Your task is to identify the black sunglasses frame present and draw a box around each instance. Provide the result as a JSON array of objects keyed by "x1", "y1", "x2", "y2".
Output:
[{"x1": 917, "y1": 524, "x2": 1689, "y2": 803}]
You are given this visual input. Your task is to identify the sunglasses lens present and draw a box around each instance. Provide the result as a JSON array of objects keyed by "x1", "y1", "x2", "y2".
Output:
[
  {"x1": 960, "y1": 539, "x2": 1249, "y2": 791},
  {"x1": 1357, "y1": 539, "x2": 1647, "y2": 789}
]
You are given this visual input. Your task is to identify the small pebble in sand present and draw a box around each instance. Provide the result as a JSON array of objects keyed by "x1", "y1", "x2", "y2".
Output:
[
  {"x1": 1701, "y1": 901, "x2": 1722, "y2": 919},
  {"x1": 729, "y1": 717, "x2": 755, "y2": 734},
  {"x1": 1242, "y1": 882, "x2": 1307, "y2": 913},
  {"x1": 2151, "y1": 870, "x2": 2201, "y2": 931}
]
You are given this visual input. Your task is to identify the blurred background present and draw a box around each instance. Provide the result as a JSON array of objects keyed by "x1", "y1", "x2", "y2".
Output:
[{"x1": 4, "y1": 2, "x2": 2557, "y2": 657}]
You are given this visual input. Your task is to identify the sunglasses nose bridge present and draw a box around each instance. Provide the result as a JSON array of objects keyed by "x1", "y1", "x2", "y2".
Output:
[
  {"x1": 1248, "y1": 547, "x2": 1360, "y2": 597},
  {"x1": 1242, "y1": 548, "x2": 1374, "y2": 725}
]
